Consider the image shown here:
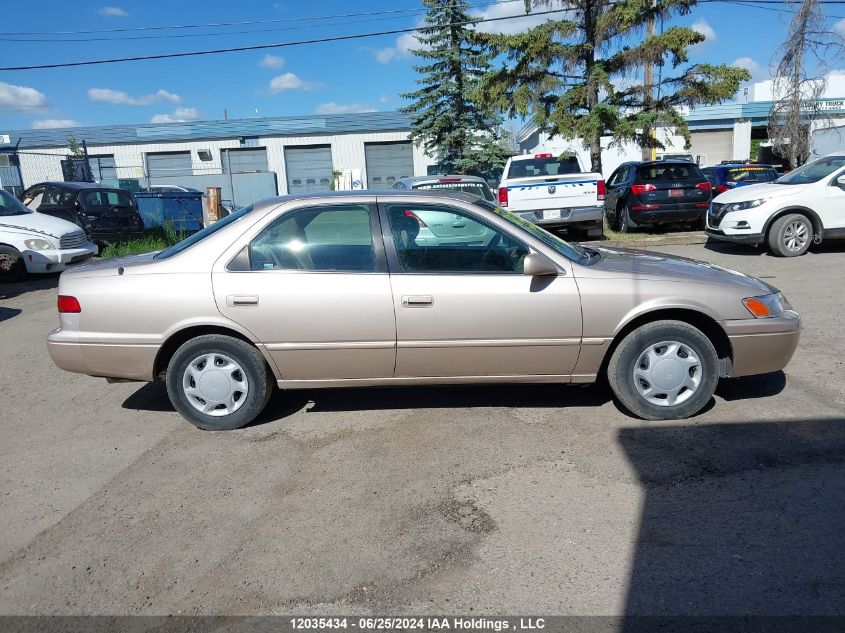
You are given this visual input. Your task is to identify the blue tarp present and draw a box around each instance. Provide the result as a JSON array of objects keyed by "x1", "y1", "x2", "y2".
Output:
[{"x1": 134, "y1": 191, "x2": 203, "y2": 232}]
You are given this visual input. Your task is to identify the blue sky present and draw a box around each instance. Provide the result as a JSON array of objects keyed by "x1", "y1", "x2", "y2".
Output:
[{"x1": 0, "y1": 0, "x2": 843, "y2": 131}]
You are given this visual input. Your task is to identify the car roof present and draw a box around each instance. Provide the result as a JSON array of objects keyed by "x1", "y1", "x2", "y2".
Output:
[
  {"x1": 252, "y1": 188, "x2": 483, "y2": 210},
  {"x1": 28, "y1": 181, "x2": 126, "y2": 191},
  {"x1": 396, "y1": 175, "x2": 488, "y2": 184}
]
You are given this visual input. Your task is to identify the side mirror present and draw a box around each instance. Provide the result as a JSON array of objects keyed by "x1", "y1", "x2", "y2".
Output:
[
  {"x1": 522, "y1": 252, "x2": 558, "y2": 276},
  {"x1": 836, "y1": 174, "x2": 845, "y2": 188}
]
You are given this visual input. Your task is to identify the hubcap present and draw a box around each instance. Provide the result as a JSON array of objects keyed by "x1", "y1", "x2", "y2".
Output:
[
  {"x1": 182, "y1": 353, "x2": 249, "y2": 417},
  {"x1": 0, "y1": 254, "x2": 14, "y2": 272},
  {"x1": 783, "y1": 220, "x2": 809, "y2": 252},
  {"x1": 633, "y1": 340, "x2": 702, "y2": 407}
]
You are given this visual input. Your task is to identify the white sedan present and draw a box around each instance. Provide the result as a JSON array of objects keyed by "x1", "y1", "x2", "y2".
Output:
[{"x1": 0, "y1": 189, "x2": 97, "y2": 281}]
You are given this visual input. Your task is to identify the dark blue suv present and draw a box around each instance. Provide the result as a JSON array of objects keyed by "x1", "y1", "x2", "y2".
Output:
[{"x1": 701, "y1": 164, "x2": 779, "y2": 196}]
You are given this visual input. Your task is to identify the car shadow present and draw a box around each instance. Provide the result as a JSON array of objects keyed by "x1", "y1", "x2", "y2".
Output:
[
  {"x1": 618, "y1": 417, "x2": 845, "y2": 626},
  {"x1": 0, "y1": 307, "x2": 22, "y2": 322},
  {"x1": 705, "y1": 237, "x2": 845, "y2": 258},
  {"x1": 122, "y1": 371, "x2": 788, "y2": 428},
  {"x1": 0, "y1": 273, "x2": 60, "y2": 300}
]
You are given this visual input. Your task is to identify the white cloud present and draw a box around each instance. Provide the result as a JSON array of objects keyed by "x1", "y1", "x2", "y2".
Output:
[
  {"x1": 268, "y1": 72, "x2": 315, "y2": 93},
  {"x1": 834, "y1": 18, "x2": 845, "y2": 38},
  {"x1": 733, "y1": 57, "x2": 766, "y2": 81},
  {"x1": 379, "y1": 94, "x2": 390, "y2": 104},
  {"x1": 32, "y1": 119, "x2": 79, "y2": 129},
  {"x1": 472, "y1": 0, "x2": 569, "y2": 35},
  {"x1": 98, "y1": 6, "x2": 127, "y2": 16},
  {"x1": 376, "y1": 32, "x2": 423, "y2": 63},
  {"x1": 88, "y1": 87, "x2": 181, "y2": 106},
  {"x1": 691, "y1": 19, "x2": 716, "y2": 44},
  {"x1": 0, "y1": 82, "x2": 47, "y2": 112},
  {"x1": 150, "y1": 107, "x2": 200, "y2": 124},
  {"x1": 314, "y1": 102, "x2": 376, "y2": 115},
  {"x1": 259, "y1": 54, "x2": 285, "y2": 69}
]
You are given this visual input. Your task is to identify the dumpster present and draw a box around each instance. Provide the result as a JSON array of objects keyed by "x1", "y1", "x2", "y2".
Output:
[{"x1": 134, "y1": 191, "x2": 203, "y2": 233}]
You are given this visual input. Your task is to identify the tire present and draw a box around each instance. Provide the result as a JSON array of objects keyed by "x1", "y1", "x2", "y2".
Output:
[
  {"x1": 607, "y1": 320, "x2": 719, "y2": 421},
  {"x1": 618, "y1": 206, "x2": 635, "y2": 233},
  {"x1": 767, "y1": 213, "x2": 812, "y2": 257},
  {"x1": 0, "y1": 246, "x2": 26, "y2": 283},
  {"x1": 165, "y1": 334, "x2": 273, "y2": 430}
]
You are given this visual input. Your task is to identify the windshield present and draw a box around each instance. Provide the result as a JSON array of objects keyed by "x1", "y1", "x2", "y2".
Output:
[
  {"x1": 0, "y1": 190, "x2": 32, "y2": 216},
  {"x1": 413, "y1": 181, "x2": 494, "y2": 201},
  {"x1": 776, "y1": 156, "x2": 845, "y2": 185},
  {"x1": 155, "y1": 205, "x2": 253, "y2": 259},
  {"x1": 477, "y1": 200, "x2": 587, "y2": 262},
  {"x1": 506, "y1": 156, "x2": 581, "y2": 179}
]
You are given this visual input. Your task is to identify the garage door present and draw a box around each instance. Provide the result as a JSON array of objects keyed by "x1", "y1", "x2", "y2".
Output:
[
  {"x1": 222, "y1": 148, "x2": 269, "y2": 174},
  {"x1": 284, "y1": 146, "x2": 333, "y2": 195},
  {"x1": 689, "y1": 130, "x2": 734, "y2": 166},
  {"x1": 146, "y1": 152, "x2": 192, "y2": 178},
  {"x1": 365, "y1": 142, "x2": 413, "y2": 188}
]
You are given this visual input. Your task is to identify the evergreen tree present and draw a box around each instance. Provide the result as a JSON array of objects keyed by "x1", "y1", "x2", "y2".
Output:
[
  {"x1": 476, "y1": 0, "x2": 750, "y2": 173},
  {"x1": 401, "y1": 0, "x2": 505, "y2": 175}
]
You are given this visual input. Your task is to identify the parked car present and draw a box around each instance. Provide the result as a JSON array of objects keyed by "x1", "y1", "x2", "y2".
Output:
[
  {"x1": 48, "y1": 190, "x2": 800, "y2": 430},
  {"x1": 0, "y1": 189, "x2": 96, "y2": 282},
  {"x1": 706, "y1": 153, "x2": 845, "y2": 256},
  {"x1": 393, "y1": 175, "x2": 495, "y2": 202},
  {"x1": 702, "y1": 164, "x2": 780, "y2": 195},
  {"x1": 497, "y1": 153, "x2": 604, "y2": 238},
  {"x1": 20, "y1": 182, "x2": 144, "y2": 248},
  {"x1": 604, "y1": 160, "x2": 713, "y2": 232}
]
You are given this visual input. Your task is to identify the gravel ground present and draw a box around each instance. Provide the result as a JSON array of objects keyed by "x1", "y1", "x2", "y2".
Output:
[{"x1": 0, "y1": 240, "x2": 843, "y2": 617}]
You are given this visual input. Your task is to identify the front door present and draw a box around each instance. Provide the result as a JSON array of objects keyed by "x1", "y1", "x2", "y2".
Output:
[
  {"x1": 380, "y1": 201, "x2": 582, "y2": 379},
  {"x1": 213, "y1": 202, "x2": 396, "y2": 383}
]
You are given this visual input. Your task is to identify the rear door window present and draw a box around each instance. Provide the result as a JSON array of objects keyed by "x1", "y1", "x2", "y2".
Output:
[{"x1": 42, "y1": 186, "x2": 74, "y2": 207}]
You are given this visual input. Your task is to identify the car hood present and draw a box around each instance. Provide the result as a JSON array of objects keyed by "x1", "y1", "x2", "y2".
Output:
[
  {"x1": 585, "y1": 247, "x2": 775, "y2": 294},
  {"x1": 0, "y1": 212, "x2": 81, "y2": 238},
  {"x1": 712, "y1": 182, "x2": 807, "y2": 203}
]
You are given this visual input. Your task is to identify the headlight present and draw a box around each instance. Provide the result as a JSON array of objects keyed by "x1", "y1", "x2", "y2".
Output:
[
  {"x1": 724, "y1": 198, "x2": 769, "y2": 212},
  {"x1": 743, "y1": 292, "x2": 785, "y2": 318},
  {"x1": 24, "y1": 238, "x2": 54, "y2": 250}
]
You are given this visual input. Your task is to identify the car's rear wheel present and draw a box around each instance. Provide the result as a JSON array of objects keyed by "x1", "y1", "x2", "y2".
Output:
[
  {"x1": 767, "y1": 213, "x2": 812, "y2": 257},
  {"x1": 165, "y1": 334, "x2": 273, "y2": 430},
  {"x1": 618, "y1": 206, "x2": 635, "y2": 233},
  {"x1": 607, "y1": 320, "x2": 719, "y2": 420},
  {"x1": 0, "y1": 246, "x2": 25, "y2": 283}
]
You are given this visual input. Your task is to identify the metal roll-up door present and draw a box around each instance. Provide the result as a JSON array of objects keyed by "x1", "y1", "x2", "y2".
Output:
[
  {"x1": 222, "y1": 148, "x2": 268, "y2": 173},
  {"x1": 284, "y1": 146, "x2": 333, "y2": 195},
  {"x1": 365, "y1": 142, "x2": 413, "y2": 188},
  {"x1": 689, "y1": 130, "x2": 734, "y2": 166},
  {"x1": 146, "y1": 152, "x2": 192, "y2": 178}
]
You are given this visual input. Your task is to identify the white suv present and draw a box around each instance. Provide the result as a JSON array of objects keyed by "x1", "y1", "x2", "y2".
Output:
[{"x1": 706, "y1": 154, "x2": 845, "y2": 256}]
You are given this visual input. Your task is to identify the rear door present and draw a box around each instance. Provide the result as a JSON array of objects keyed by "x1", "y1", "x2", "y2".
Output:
[
  {"x1": 80, "y1": 190, "x2": 141, "y2": 227},
  {"x1": 634, "y1": 163, "x2": 710, "y2": 207}
]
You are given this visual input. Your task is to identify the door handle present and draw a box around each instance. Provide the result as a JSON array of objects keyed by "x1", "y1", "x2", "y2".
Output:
[
  {"x1": 228, "y1": 295, "x2": 259, "y2": 307},
  {"x1": 402, "y1": 295, "x2": 433, "y2": 308}
]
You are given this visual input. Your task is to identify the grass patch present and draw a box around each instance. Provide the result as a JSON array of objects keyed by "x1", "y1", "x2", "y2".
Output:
[{"x1": 100, "y1": 223, "x2": 187, "y2": 259}]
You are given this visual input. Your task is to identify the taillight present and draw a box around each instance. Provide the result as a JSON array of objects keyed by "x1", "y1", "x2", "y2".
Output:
[
  {"x1": 695, "y1": 182, "x2": 713, "y2": 191},
  {"x1": 596, "y1": 179, "x2": 606, "y2": 201},
  {"x1": 57, "y1": 295, "x2": 81, "y2": 313},
  {"x1": 498, "y1": 186, "x2": 509, "y2": 207},
  {"x1": 534, "y1": 153, "x2": 553, "y2": 158},
  {"x1": 715, "y1": 184, "x2": 730, "y2": 194},
  {"x1": 437, "y1": 177, "x2": 462, "y2": 183},
  {"x1": 404, "y1": 209, "x2": 428, "y2": 228},
  {"x1": 631, "y1": 184, "x2": 657, "y2": 196}
]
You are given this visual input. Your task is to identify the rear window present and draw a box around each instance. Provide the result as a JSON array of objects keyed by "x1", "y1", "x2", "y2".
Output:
[
  {"x1": 82, "y1": 190, "x2": 135, "y2": 209},
  {"x1": 413, "y1": 181, "x2": 494, "y2": 201},
  {"x1": 636, "y1": 163, "x2": 704, "y2": 181},
  {"x1": 725, "y1": 167, "x2": 778, "y2": 183},
  {"x1": 506, "y1": 156, "x2": 581, "y2": 179}
]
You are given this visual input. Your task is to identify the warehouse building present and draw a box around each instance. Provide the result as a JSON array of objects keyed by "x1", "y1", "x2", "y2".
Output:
[{"x1": 0, "y1": 111, "x2": 436, "y2": 207}]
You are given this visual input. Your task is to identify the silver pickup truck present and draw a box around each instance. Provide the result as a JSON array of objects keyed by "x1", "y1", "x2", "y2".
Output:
[{"x1": 497, "y1": 153, "x2": 605, "y2": 238}]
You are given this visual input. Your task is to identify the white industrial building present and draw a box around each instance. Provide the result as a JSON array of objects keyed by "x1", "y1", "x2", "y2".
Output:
[{"x1": 0, "y1": 112, "x2": 437, "y2": 207}]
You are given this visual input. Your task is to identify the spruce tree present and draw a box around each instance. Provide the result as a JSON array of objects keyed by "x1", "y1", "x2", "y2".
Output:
[
  {"x1": 401, "y1": 0, "x2": 505, "y2": 175},
  {"x1": 476, "y1": 0, "x2": 751, "y2": 173}
]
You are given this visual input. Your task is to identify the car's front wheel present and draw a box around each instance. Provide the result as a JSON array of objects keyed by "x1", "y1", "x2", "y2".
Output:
[
  {"x1": 607, "y1": 320, "x2": 719, "y2": 420},
  {"x1": 165, "y1": 334, "x2": 274, "y2": 430},
  {"x1": 0, "y1": 246, "x2": 25, "y2": 283},
  {"x1": 767, "y1": 213, "x2": 812, "y2": 257}
]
